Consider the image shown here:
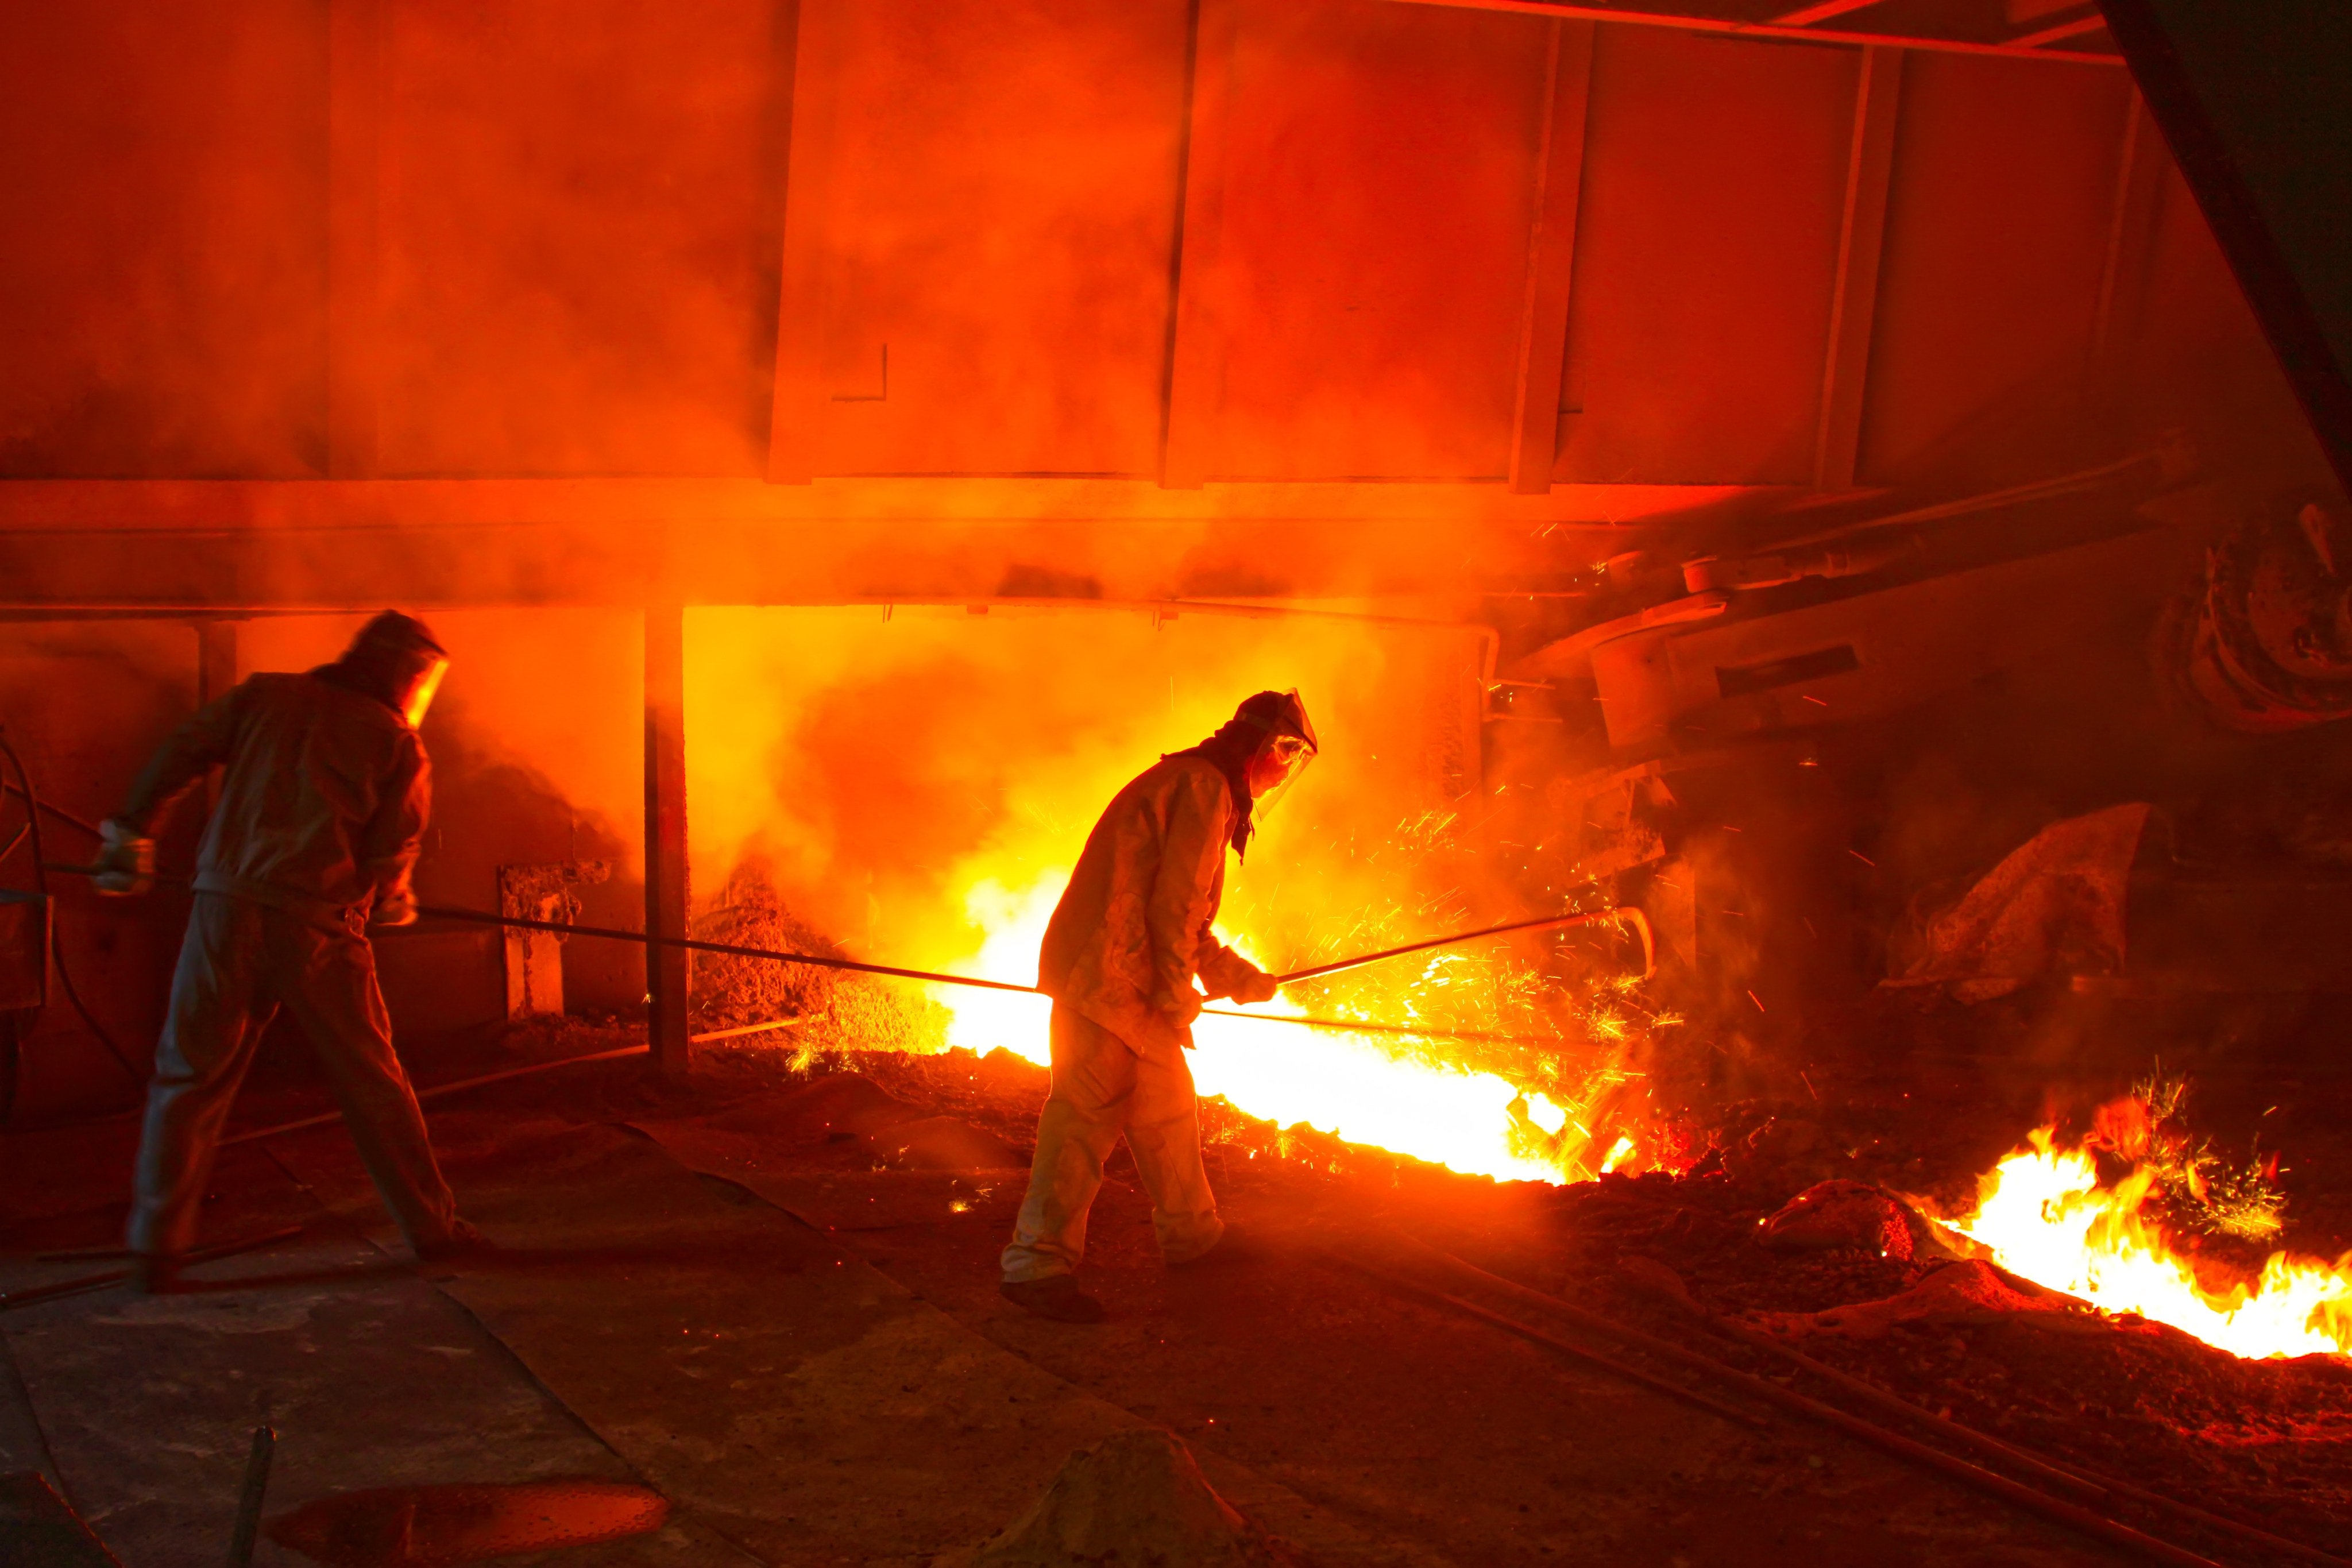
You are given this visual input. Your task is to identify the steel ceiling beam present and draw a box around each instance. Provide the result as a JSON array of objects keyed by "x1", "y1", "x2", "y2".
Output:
[
  {"x1": 1382, "y1": 0, "x2": 2125, "y2": 64},
  {"x1": 1773, "y1": 1, "x2": 1884, "y2": 25},
  {"x1": 2098, "y1": 0, "x2": 2352, "y2": 494}
]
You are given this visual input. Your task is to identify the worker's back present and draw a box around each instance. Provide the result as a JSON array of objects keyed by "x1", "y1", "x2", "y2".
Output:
[
  {"x1": 196, "y1": 673, "x2": 428, "y2": 916},
  {"x1": 1037, "y1": 752, "x2": 1234, "y2": 1055},
  {"x1": 116, "y1": 670, "x2": 432, "y2": 920}
]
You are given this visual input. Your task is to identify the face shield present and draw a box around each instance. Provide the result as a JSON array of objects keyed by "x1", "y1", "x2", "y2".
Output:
[
  {"x1": 400, "y1": 656, "x2": 449, "y2": 729},
  {"x1": 1244, "y1": 690, "x2": 1319, "y2": 821},
  {"x1": 1248, "y1": 732, "x2": 1315, "y2": 818}
]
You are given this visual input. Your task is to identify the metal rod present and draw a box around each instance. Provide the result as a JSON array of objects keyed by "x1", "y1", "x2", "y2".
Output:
[
  {"x1": 39, "y1": 861, "x2": 1636, "y2": 1049},
  {"x1": 0, "y1": 1225, "x2": 306, "y2": 1313},
  {"x1": 1332, "y1": 1253, "x2": 1769, "y2": 1430},
  {"x1": 1382, "y1": 1237, "x2": 2228, "y2": 1568},
  {"x1": 6, "y1": 786, "x2": 102, "y2": 840},
  {"x1": 1194, "y1": 1005, "x2": 1640, "y2": 1055},
  {"x1": 1381, "y1": 0, "x2": 2123, "y2": 65},
  {"x1": 1680, "y1": 1293, "x2": 2352, "y2": 1566},
  {"x1": 225, "y1": 1424, "x2": 275, "y2": 1567},
  {"x1": 1764, "y1": 450, "x2": 2159, "y2": 553},
  {"x1": 407, "y1": 901, "x2": 1637, "y2": 1045},
  {"x1": 223, "y1": 1045, "x2": 654, "y2": 1146},
  {"x1": 1275, "y1": 907, "x2": 1651, "y2": 983},
  {"x1": 689, "y1": 1015, "x2": 806, "y2": 1044},
  {"x1": 413, "y1": 902, "x2": 1049, "y2": 991}
]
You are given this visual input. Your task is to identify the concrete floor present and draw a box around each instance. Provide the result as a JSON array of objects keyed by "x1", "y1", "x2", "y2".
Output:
[{"x1": 0, "y1": 1042, "x2": 2153, "y2": 1568}]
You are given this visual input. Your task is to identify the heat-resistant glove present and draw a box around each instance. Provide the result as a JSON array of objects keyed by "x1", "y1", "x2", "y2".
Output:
[
  {"x1": 1229, "y1": 966, "x2": 1280, "y2": 1005},
  {"x1": 92, "y1": 818, "x2": 155, "y2": 897},
  {"x1": 368, "y1": 891, "x2": 418, "y2": 929}
]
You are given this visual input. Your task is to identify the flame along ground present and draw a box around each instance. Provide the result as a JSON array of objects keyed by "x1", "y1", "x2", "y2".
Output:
[
  {"x1": 939, "y1": 867, "x2": 2352, "y2": 1362},
  {"x1": 1949, "y1": 1127, "x2": 2352, "y2": 1361},
  {"x1": 931, "y1": 875, "x2": 1621, "y2": 1185}
]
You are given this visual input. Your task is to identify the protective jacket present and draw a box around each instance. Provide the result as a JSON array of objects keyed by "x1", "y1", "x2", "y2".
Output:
[
  {"x1": 119, "y1": 671, "x2": 430, "y2": 927},
  {"x1": 1037, "y1": 753, "x2": 1257, "y2": 1059}
]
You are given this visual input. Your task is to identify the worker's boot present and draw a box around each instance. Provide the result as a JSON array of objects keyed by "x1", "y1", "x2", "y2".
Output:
[
  {"x1": 999, "y1": 1276, "x2": 1107, "y2": 1323},
  {"x1": 129, "y1": 1254, "x2": 185, "y2": 1295}
]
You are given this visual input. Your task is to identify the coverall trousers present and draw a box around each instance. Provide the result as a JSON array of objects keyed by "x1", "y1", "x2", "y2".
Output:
[
  {"x1": 1000, "y1": 1004, "x2": 1223, "y2": 1282},
  {"x1": 127, "y1": 893, "x2": 459, "y2": 1258}
]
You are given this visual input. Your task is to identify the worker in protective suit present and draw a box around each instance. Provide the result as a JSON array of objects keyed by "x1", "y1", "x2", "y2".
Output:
[
  {"x1": 1000, "y1": 690, "x2": 1319, "y2": 1322},
  {"x1": 96, "y1": 611, "x2": 481, "y2": 1292}
]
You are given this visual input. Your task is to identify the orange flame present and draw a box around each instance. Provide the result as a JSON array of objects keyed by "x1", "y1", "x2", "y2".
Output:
[
  {"x1": 932, "y1": 874, "x2": 1605, "y2": 1184},
  {"x1": 1949, "y1": 1128, "x2": 2352, "y2": 1360},
  {"x1": 677, "y1": 607, "x2": 1645, "y2": 1187}
]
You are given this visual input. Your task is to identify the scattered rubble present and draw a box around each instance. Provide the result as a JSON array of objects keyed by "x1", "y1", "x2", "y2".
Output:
[
  {"x1": 943, "y1": 1428, "x2": 1297, "y2": 1568},
  {"x1": 1757, "y1": 1258, "x2": 2101, "y2": 1341},
  {"x1": 1755, "y1": 1179, "x2": 1919, "y2": 1262},
  {"x1": 862, "y1": 1114, "x2": 1026, "y2": 1172},
  {"x1": 1524, "y1": 1163, "x2": 2352, "y2": 1556}
]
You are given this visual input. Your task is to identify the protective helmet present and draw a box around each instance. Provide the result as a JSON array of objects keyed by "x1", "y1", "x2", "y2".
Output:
[
  {"x1": 347, "y1": 611, "x2": 450, "y2": 728},
  {"x1": 352, "y1": 610, "x2": 446, "y2": 662},
  {"x1": 1233, "y1": 689, "x2": 1319, "y2": 810},
  {"x1": 1234, "y1": 689, "x2": 1319, "y2": 752}
]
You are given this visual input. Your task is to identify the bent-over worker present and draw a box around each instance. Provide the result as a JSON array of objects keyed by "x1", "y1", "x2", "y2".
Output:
[
  {"x1": 97, "y1": 611, "x2": 482, "y2": 1292},
  {"x1": 999, "y1": 690, "x2": 1319, "y2": 1322}
]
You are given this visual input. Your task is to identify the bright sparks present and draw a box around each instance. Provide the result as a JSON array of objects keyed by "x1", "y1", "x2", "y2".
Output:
[
  {"x1": 1949, "y1": 1128, "x2": 2352, "y2": 1361},
  {"x1": 935, "y1": 875, "x2": 1582, "y2": 1184}
]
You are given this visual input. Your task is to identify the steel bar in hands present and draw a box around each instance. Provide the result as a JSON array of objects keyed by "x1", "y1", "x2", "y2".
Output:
[
  {"x1": 406, "y1": 899, "x2": 1646, "y2": 1047},
  {"x1": 1273, "y1": 907, "x2": 1650, "y2": 984},
  {"x1": 36, "y1": 860, "x2": 1639, "y2": 1048}
]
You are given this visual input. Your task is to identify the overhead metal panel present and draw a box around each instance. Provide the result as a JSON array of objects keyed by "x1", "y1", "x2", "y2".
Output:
[{"x1": 2099, "y1": 0, "x2": 2352, "y2": 495}]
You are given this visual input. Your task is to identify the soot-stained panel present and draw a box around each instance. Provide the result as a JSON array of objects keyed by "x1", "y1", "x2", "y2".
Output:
[
  {"x1": 0, "y1": 4, "x2": 326, "y2": 477},
  {"x1": 378, "y1": 0, "x2": 778, "y2": 476},
  {"x1": 812, "y1": 0, "x2": 1191, "y2": 477},
  {"x1": 1858, "y1": 51, "x2": 2132, "y2": 489},
  {"x1": 1554, "y1": 28, "x2": 1855, "y2": 486},
  {"x1": 1210, "y1": 0, "x2": 1551, "y2": 482},
  {"x1": 2126, "y1": 163, "x2": 2337, "y2": 485}
]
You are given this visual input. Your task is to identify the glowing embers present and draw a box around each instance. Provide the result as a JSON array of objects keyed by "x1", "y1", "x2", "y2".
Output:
[
  {"x1": 267, "y1": 1479, "x2": 668, "y2": 1567},
  {"x1": 1949, "y1": 1128, "x2": 2352, "y2": 1361},
  {"x1": 930, "y1": 875, "x2": 1630, "y2": 1186}
]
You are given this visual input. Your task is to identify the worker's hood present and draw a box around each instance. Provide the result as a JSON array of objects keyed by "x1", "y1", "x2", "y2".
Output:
[{"x1": 314, "y1": 610, "x2": 450, "y2": 729}]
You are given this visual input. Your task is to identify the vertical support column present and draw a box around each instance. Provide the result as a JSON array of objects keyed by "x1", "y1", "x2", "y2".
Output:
[
  {"x1": 643, "y1": 607, "x2": 692, "y2": 1083},
  {"x1": 2084, "y1": 90, "x2": 2168, "y2": 444},
  {"x1": 195, "y1": 621, "x2": 240, "y2": 708},
  {"x1": 1507, "y1": 20, "x2": 1597, "y2": 496},
  {"x1": 2100, "y1": 0, "x2": 2352, "y2": 495},
  {"x1": 196, "y1": 620, "x2": 240, "y2": 808},
  {"x1": 1811, "y1": 45, "x2": 1903, "y2": 492},
  {"x1": 327, "y1": 0, "x2": 385, "y2": 478},
  {"x1": 1159, "y1": 0, "x2": 1241, "y2": 491},
  {"x1": 767, "y1": 0, "x2": 837, "y2": 485}
]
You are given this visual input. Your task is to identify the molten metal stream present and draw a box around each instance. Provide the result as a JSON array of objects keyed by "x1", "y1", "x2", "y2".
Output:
[{"x1": 920, "y1": 879, "x2": 1616, "y2": 1184}]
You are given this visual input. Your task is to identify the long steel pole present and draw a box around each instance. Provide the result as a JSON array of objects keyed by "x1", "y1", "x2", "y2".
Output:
[
  {"x1": 1273, "y1": 907, "x2": 1650, "y2": 984},
  {"x1": 39, "y1": 862, "x2": 1642, "y2": 1048}
]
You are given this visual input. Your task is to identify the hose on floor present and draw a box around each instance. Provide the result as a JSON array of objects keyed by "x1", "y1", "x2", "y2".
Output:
[{"x1": 0, "y1": 729, "x2": 145, "y2": 1112}]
